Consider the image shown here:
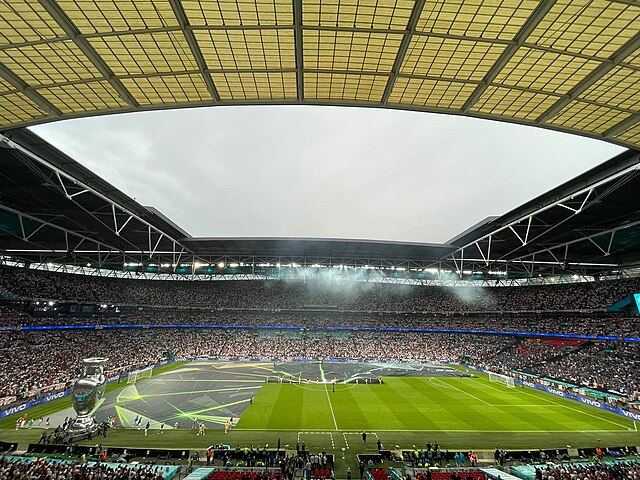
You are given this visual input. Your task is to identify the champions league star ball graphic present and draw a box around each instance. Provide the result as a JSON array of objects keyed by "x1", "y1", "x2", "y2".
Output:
[{"x1": 67, "y1": 357, "x2": 108, "y2": 439}]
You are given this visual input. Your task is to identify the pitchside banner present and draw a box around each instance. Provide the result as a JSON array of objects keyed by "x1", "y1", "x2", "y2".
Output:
[
  {"x1": 467, "y1": 365, "x2": 640, "y2": 422},
  {"x1": 0, "y1": 391, "x2": 70, "y2": 419},
  {"x1": 0, "y1": 360, "x2": 170, "y2": 419}
]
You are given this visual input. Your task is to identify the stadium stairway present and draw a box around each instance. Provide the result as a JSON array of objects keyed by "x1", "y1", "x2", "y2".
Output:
[
  {"x1": 479, "y1": 468, "x2": 521, "y2": 479},
  {"x1": 184, "y1": 467, "x2": 214, "y2": 480}
]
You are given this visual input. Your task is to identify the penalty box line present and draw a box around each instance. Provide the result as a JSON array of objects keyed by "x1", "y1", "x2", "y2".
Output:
[{"x1": 297, "y1": 431, "x2": 335, "y2": 448}]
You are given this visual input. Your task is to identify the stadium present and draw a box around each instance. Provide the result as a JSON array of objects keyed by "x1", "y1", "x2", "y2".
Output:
[{"x1": 1, "y1": 1, "x2": 640, "y2": 479}]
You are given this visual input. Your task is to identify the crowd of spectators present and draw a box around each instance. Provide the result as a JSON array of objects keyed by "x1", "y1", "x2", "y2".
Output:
[
  {"x1": 2, "y1": 266, "x2": 640, "y2": 312},
  {"x1": 1, "y1": 327, "x2": 638, "y2": 404},
  {"x1": 1, "y1": 265, "x2": 639, "y2": 410},
  {"x1": 1, "y1": 307, "x2": 638, "y2": 339},
  {"x1": 0, "y1": 456, "x2": 166, "y2": 479},
  {"x1": 533, "y1": 459, "x2": 640, "y2": 480}
]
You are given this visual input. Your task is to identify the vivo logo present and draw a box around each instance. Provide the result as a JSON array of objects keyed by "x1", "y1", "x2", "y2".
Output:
[
  {"x1": 44, "y1": 392, "x2": 65, "y2": 402},
  {"x1": 548, "y1": 388, "x2": 565, "y2": 397},
  {"x1": 580, "y1": 398, "x2": 601, "y2": 408},
  {"x1": 523, "y1": 381, "x2": 535, "y2": 388},
  {"x1": 4, "y1": 404, "x2": 26, "y2": 415},
  {"x1": 621, "y1": 410, "x2": 640, "y2": 421}
]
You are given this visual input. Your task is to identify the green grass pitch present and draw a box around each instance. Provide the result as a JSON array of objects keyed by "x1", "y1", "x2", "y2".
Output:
[{"x1": 237, "y1": 375, "x2": 635, "y2": 433}]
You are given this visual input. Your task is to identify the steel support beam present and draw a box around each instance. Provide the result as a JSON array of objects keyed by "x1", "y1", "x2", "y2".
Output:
[
  {"x1": 537, "y1": 32, "x2": 640, "y2": 124},
  {"x1": 0, "y1": 64, "x2": 62, "y2": 116},
  {"x1": 603, "y1": 112, "x2": 640, "y2": 139},
  {"x1": 168, "y1": 0, "x2": 220, "y2": 103},
  {"x1": 38, "y1": 0, "x2": 138, "y2": 107},
  {"x1": 382, "y1": 0, "x2": 426, "y2": 104},
  {"x1": 510, "y1": 218, "x2": 640, "y2": 265},
  {"x1": 293, "y1": 0, "x2": 304, "y2": 102},
  {"x1": 462, "y1": 0, "x2": 557, "y2": 112},
  {"x1": 2, "y1": 133, "x2": 193, "y2": 258}
]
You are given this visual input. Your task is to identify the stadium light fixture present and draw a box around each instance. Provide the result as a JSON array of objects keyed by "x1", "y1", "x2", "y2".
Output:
[{"x1": 218, "y1": 262, "x2": 225, "y2": 268}]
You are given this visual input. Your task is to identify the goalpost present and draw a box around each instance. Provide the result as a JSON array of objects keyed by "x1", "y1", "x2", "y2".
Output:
[
  {"x1": 489, "y1": 372, "x2": 516, "y2": 388},
  {"x1": 127, "y1": 366, "x2": 153, "y2": 384}
]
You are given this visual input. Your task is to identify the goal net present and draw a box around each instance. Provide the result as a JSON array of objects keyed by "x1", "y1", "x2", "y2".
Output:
[
  {"x1": 127, "y1": 366, "x2": 153, "y2": 384},
  {"x1": 489, "y1": 372, "x2": 516, "y2": 388}
]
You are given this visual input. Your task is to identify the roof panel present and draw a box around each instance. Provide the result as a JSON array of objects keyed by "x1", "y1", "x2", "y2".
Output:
[
  {"x1": 303, "y1": 30, "x2": 403, "y2": 73},
  {"x1": 388, "y1": 77, "x2": 475, "y2": 109},
  {"x1": 472, "y1": 86, "x2": 560, "y2": 120},
  {"x1": 0, "y1": 0, "x2": 637, "y2": 149},
  {"x1": 0, "y1": 41, "x2": 101, "y2": 86},
  {"x1": 305, "y1": 72, "x2": 387, "y2": 101},
  {"x1": 0, "y1": 1, "x2": 65, "y2": 46},
  {"x1": 121, "y1": 74, "x2": 212, "y2": 104},
  {"x1": 0, "y1": 78, "x2": 15, "y2": 95},
  {"x1": 196, "y1": 29, "x2": 296, "y2": 70},
  {"x1": 416, "y1": 0, "x2": 539, "y2": 40},
  {"x1": 56, "y1": 0, "x2": 178, "y2": 35},
  {"x1": 88, "y1": 31, "x2": 198, "y2": 76},
  {"x1": 527, "y1": 0, "x2": 639, "y2": 58},
  {"x1": 401, "y1": 36, "x2": 506, "y2": 80},
  {"x1": 39, "y1": 81, "x2": 128, "y2": 113},
  {"x1": 495, "y1": 47, "x2": 602, "y2": 95},
  {"x1": 580, "y1": 66, "x2": 640, "y2": 112},
  {"x1": 211, "y1": 71, "x2": 297, "y2": 100},
  {"x1": 547, "y1": 101, "x2": 632, "y2": 135},
  {"x1": 615, "y1": 123, "x2": 640, "y2": 147},
  {"x1": 304, "y1": 0, "x2": 414, "y2": 30},
  {"x1": 0, "y1": 92, "x2": 50, "y2": 125},
  {"x1": 183, "y1": 0, "x2": 292, "y2": 26}
]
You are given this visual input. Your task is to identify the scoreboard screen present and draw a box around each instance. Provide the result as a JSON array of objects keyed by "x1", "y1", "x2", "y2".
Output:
[{"x1": 635, "y1": 293, "x2": 640, "y2": 314}]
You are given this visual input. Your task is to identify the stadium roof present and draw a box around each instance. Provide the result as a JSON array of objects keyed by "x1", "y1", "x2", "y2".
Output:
[
  {"x1": 1, "y1": 128, "x2": 639, "y2": 279},
  {"x1": 0, "y1": 0, "x2": 639, "y2": 149}
]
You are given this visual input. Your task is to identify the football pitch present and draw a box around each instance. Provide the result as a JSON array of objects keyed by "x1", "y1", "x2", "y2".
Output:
[
  {"x1": 238, "y1": 374, "x2": 634, "y2": 433},
  {"x1": 96, "y1": 360, "x2": 635, "y2": 435},
  {"x1": 2, "y1": 360, "x2": 639, "y2": 455}
]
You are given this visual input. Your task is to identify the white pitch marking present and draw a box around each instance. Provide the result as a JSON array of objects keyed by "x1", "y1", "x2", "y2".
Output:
[
  {"x1": 480, "y1": 377, "x2": 634, "y2": 431},
  {"x1": 431, "y1": 378, "x2": 492, "y2": 405},
  {"x1": 323, "y1": 382, "x2": 339, "y2": 430}
]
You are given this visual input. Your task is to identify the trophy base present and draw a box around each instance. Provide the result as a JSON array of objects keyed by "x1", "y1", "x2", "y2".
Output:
[{"x1": 63, "y1": 416, "x2": 102, "y2": 442}]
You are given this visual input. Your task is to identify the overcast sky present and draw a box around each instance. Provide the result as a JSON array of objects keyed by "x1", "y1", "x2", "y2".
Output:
[{"x1": 31, "y1": 106, "x2": 624, "y2": 244}]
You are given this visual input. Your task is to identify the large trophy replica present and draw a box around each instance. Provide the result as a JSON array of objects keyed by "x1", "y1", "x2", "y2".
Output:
[{"x1": 67, "y1": 357, "x2": 108, "y2": 440}]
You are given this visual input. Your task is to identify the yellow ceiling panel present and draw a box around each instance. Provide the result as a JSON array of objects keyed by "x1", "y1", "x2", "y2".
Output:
[
  {"x1": 0, "y1": 41, "x2": 101, "y2": 86},
  {"x1": 614, "y1": 123, "x2": 640, "y2": 147},
  {"x1": 0, "y1": 78, "x2": 15, "y2": 95},
  {"x1": 416, "y1": 0, "x2": 539, "y2": 40},
  {"x1": 183, "y1": 0, "x2": 292, "y2": 26},
  {"x1": 304, "y1": 31, "x2": 402, "y2": 73},
  {"x1": 121, "y1": 74, "x2": 212, "y2": 105},
  {"x1": 548, "y1": 101, "x2": 632, "y2": 135},
  {"x1": 303, "y1": 0, "x2": 414, "y2": 30},
  {"x1": 212, "y1": 72, "x2": 297, "y2": 100},
  {"x1": 401, "y1": 36, "x2": 505, "y2": 80},
  {"x1": 471, "y1": 85, "x2": 560, "y2": 120},
  {"x1": 495, "y1": 47, "x2": 601, "y2": 94},
  {"x1": 580, "y1": 67, "x2": 639, "y2": 112},
  {"x1": 528, "y1": 0, "x2": 639, "y2": 58},
  {"x1": 196, "y1": 29, "x2": 296, "y2": 69},
  {"x1": 89, "y1": 31, "x2": 198, "y2": 75},
  {"x1": 0, "y1": 92, "x2": 49, "y2": 127},
  {"x1": 0, "y1": 1, "x2": 65, "y2": 47},
  {"x1": 56, "y1": 0, "x2": 178, "y2": 35},
  {"x1": 388, "y1": 77, "x2": 475, "y2": 109},
  {"x1": 305, "y1": 73, "x2": 387, "y2": 101},
  {"x1": 39, "y1": 81, "x2": 128, "y2": 113}
]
